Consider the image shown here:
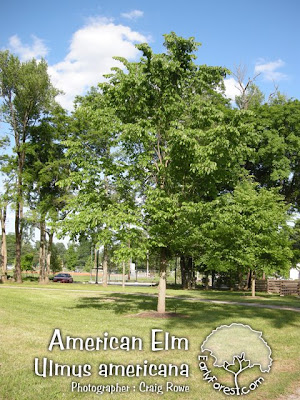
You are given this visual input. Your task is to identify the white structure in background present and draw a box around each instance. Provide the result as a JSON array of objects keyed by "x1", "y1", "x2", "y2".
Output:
[
  {"x1": 290, "y1": 267, "x2": 300, "y2": 280},
  {"x1": 130, "y1": 262, "x2": 136, "y2": 275}
]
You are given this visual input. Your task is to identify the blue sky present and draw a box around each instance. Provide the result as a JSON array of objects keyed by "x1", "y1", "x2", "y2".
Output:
[
  {"x1": 1, "y1": 0, "x2": 300, "y2": 110},
  {"x1": 1, "y1": 0, "x2": 300, "y2": 235}
]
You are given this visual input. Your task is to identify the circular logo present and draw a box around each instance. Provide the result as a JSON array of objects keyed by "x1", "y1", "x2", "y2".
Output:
[{"x1": 198, "y1": 323, "x2": 272, "y2": 396}]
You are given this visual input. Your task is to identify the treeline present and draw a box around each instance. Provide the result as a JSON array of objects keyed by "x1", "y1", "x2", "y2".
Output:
[
  {"x1": 0, "y1": 234, "x2": 92, "y2": 272},
  {"x1": 1, "y1": 33, "x2": 300, "y2": 312}
]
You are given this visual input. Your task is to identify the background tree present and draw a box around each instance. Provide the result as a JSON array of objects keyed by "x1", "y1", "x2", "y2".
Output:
[
  {"x1": 246, "y1": 100, "x2": 300, "y2": 211},
  {"x1": 25, "y1": 106, "x2": 68, "y2": 283},
  {"x1": 233, "y1": 65, "x2": 264, "y2": 110},
  {"x1": 58, "y1": 85, "x2": 144, "y2": 287},
  {"x1": 290, "y1": 219, "x2": 300, "y2": 267},
  {"x1": 54, "y1": 242, "x2": 67, "y2": 268},
  {"x1": 0, "y1": 139, "x2": 14, "y2": 281},
  {"x1": 0, "y1": 185, "x2": 10, "y2": 281},
  {"x1": 50, "y1": 244, "x2": 63, "y2": 273},
  {"x1": 0, "y1": 51, "x2": 58, "y2": 282},
  {"x1": 21, "y1": 252, "x2": 34, "y2": 271},
  {"x1": 199, "y1": 180, "x2": 292, "y2": 296},
  {"x1": 64, "y1": 243, "x2": 79, "y2": 271}
]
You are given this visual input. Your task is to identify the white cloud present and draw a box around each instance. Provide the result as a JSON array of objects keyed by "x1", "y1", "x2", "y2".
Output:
[
  {"x1": 254, "y1": 59, "x2": 287, "y2": 81},
  {"x1": 48, "y1": 18, "x2": 147, "y2": 110},
  {"x1": 121, "y1": 10, "x2": 144, "y2": 20},
  {"x1": 8, "y1": 34, "x2": 48, "y2": 61},
  {"x1": 224, "y1": 77, "x2": 240, "y2": 102}
]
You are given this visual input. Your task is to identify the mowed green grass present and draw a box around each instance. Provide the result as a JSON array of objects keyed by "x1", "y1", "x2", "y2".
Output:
[
  {"x1": 4, "y1": 278, "x2": 300, "y2": 308},
  {"x1": 0, "y1": 285, "x2": 299, "y2": 400}
]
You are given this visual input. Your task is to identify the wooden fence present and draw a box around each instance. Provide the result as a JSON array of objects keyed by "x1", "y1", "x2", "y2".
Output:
[{"x1": 255, "y1": 279, "x2": 300, "y2": 296}]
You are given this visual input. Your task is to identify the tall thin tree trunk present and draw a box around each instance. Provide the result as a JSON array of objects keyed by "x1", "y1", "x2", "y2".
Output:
[
  {"x1": 45, "y1": 231, "x2": 53, "y2": 284},
  {"x1": 92, "y1": 246, "x2": 97, "y2": 281},
  {"x1": 102, "y1": 245, "x2": 108, "y2": 287},
  {"x1": 14, "y1": 202, "x2": 22, "y2": 283},
  {"x1": 237, "y1": 271, "x2": 244, "y2": 290},
  {"x1": 246, "y1": 270, "x2": 252, "y2": 290},
  {"x1": 122, "y1": 261, "x2": 125, "y2": 288},
  {"x1": 14, "y1": 154, "x2": 24, "y2": 283},
  {"x1": 146, "y1": 250, "x2": 149, "y2": 277},
  {"x1": 1, "y1": 206, "x2": 7, "y2": 282},
  {"x1": 39, "y1": 221, "x2": 46, "y2": 284},
  {"x1": 180, "y1": 255, "x2": 188, "y2": 289},
  {"x1": 157, "y1": 247, "x2": 167, "y2": 313},
  {"x1": 211, "y1": 270, "x2": 215, "y2": 288},
  {"x1": 187, "y1": 257, "x2": 194, "y2": 289},
  {"x1": 127, "y1": 240, "x2": 131, "y2": 280},
  {"x1": 205, "y1": 271, "x2": 209, "y2": 290},
  {"x1": 251, "y1": 270, "x2": 256, "y2": 297}
]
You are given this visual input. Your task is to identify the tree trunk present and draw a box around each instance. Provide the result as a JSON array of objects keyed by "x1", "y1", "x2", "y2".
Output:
[
  {"x1": 146, "y1": 251, "x2": 149, "y2": 277},
  {"x1": 122, "y1": 261, "x2": 125, "y2": 288},
  {"x1": 181, "y1": 256, "x2": 195, "y2": 290},
  {"x1": 187, "y1": 257, "x2": 195, "y2": 289},
  {"x1": 180, "y1": 255, "x2": 188, "y2": 289},
  {"x1": 14, "y1": 152, "x2": 25, "y2": 283},
  {"x1": 237, "y1": 271, "x2": 244, "y2": 290},
  {"x1": 92, "y1": 246, "x2": 97, "y2": 281},
  {"x1": 127, "y1": 240, "x2": 131, "y2": 280},
  {"x1": 246, "y1": 270, "x2": 252, "y2": 290},
  {"x1": 157, "y1": 247, "x2": 167, "y2": 313},
  {"x1": 45, "y1": 231, "x2": 54, "y2": 284},
  {"x1": 1, "y1": 206, "x2": 7, "y2": 282},
  {"x1": 211, "y1": 270, "x2": 215, "y2": 288},
  {"x1": 205, "y1": 271, "x2": 209, "y2": 290},
  {"x1": 251, "y1": 271, "x2": 256, "y2": 297},
  {"x1": 39, "y1": 221, "x2": 46, "y2": 284},
  {"x1": 102, "y1": 245, "x2": 108, "y2": 287},
  {"x1": 14, "y1": 201, "x2": 22, "y2": 283}
]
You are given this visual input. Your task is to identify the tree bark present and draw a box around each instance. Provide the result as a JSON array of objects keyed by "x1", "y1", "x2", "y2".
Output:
[
  {"x1": 93, "y1": 246, "x2": 97, "y2": 280},
  {"x1": 122, "y1": 261, "x2": 125, "y2": 288},
  {"x1": 127, "y1": 240, "x2": 131, "y2": 280},
  {"x1": 45, "y1": 231, "x2": 53, "y2": 284},
  {"x1": 146, "y1": 251, "x2": 149, "y2": 277},
  {"x1": 180, "y1": 255, "x2": 188, "y2": 289},
  {"x1": 251, "y1": 270, "x2": 256, "y2": 297},
  {"x1": 181, "y1": 256, "x2": 195, "y2": 289},
  {"x1": 102, "y1": 245, "x2": 108, "y2": 287},
  {"x1": 1, "y1": 206, "x2": 7, "y2": 282},
  {"x1": 237, "y1": 271, "x2": 244, "y2": 290},
  {"x1": 39, "y1": 220, "x2": 46, "y2": 284},
  {"x1": 14, "y1": 201, "x2": 22, "y2": 283},
  {"x1": 14, "y1": 150, "x2": 25, "y2": 283},
  {"x1": 187, "y1": 257, "x2": 195, "y2": 289},
  {"x1": 246, "y1": 270, "x2": 252, "y2": 290},
  {"x1": 157, "y1": 247, "x2": 167, "y2": 313},
  {"x1": 205, "y1": 271, "x2": 209, "y2": 290}
]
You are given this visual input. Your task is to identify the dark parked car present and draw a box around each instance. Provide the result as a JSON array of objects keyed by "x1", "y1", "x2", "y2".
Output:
[{"x1": 53, "y1": 273, "x2": 73, "y2": 283}]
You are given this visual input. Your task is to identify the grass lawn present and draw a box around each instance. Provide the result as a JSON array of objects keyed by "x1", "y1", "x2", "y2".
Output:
[
  {"x1": 5, "y1": 277, "x2": 300, "y2": 308},
  {"x1": 0, "y1": 283, "x2": 299, "y2": 400}
]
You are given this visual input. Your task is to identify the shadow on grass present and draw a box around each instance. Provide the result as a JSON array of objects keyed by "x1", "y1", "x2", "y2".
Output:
[
  {"x1": 22, "y1": 276, "x2": 39, "y2": 282},
  {"x1": 72, "y1": 293, "x2": 300, "y2": 330}
]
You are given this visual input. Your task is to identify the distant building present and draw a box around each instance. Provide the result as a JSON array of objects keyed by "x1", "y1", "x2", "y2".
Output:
[{"x1": 290, "y1": 267, "x2": 300, "y2": 280}]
